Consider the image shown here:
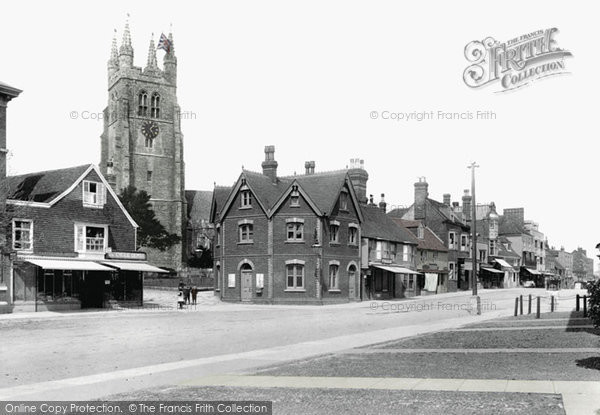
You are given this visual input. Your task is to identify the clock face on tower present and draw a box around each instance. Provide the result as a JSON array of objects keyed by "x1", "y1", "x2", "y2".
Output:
[{"x1": 141, "y1": 121, "x2": 159, "y2": 139}]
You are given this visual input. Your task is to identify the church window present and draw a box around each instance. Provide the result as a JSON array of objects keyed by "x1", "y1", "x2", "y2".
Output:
[
  {"x1": 151, "y1": 93, "x2": 160, "y2": 118},
  {"x1": 145, "y1": 137, "x2": 153, "y2": 148},
  {"x1": 138, "y1": 91, "x2": 148, "y2": 117}
]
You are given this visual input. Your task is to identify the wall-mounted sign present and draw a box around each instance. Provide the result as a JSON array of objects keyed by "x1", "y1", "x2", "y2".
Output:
[{"x1": 105, "y1": 251, "x2": 147, "y2": 261}]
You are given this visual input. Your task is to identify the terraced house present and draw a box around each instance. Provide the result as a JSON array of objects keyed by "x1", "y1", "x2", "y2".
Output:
[{"x1": 210, "y1": 147, "x2": 363, "y2": 304}]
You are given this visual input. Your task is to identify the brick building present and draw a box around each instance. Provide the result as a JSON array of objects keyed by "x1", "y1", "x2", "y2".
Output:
[
  {"x1": 390, "y1": 179, "x2": 471, "y2": 292},
  {"x1": 3, "y1": 164, "x2": 164, "y2": 312},
  {"x1": 100, "y1": 22, "x2": 186, "y2": 272},
  {"x1": 391, "y1": 218, "x2": 449, "y2": 294},
  {"x1": 0, "y1": 81, "x2": 21, "y2": 311},
  {"x1": 360, "y1": 201, "x2": 419, "y2": 299},
  {"x1": 211, "y1": 147, "x2": 363, "y2": 304},
  {"x1": 572, "y1": 247, "x2": 594, "y2": 282}
]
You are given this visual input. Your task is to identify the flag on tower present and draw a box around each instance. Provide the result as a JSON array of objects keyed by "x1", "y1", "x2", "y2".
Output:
[{"x1": 157, "y1": 33, "x2": 172, "y2": 53}]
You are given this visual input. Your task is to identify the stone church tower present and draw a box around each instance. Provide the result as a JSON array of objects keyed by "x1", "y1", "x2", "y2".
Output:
[{"x1": 100, "y1": 21, "x2": 186, "y2": 271}]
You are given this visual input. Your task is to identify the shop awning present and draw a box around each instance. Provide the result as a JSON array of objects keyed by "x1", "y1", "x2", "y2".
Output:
[
  {"x1": 524, "y1": 268, "x2": 541, "y2": 275},
  {"x1": 481, "y1": 266, "x2": 504, "y2": 274},
  {"x1": 372, "y1": 265, "x2": 420, "y2": 275},
  {"x1": 494, "y1": 259, "x2": 513, "y2": 269},
  {"x1": 100, "y1": 261, "x2": 168, "y2": 273},
  {"x1": 25, "y1": 259, "x2": 114, "y2": 271}
]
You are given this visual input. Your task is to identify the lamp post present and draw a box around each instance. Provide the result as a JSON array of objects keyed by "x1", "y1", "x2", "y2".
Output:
[{"x1": 468, "y1": 162, "x2": 481, "y2": 315}]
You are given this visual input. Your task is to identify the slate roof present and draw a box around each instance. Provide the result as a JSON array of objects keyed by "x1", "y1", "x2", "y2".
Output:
[
  {"x1": 391, "y1": 218, "x2": 448, "y2": 252},
  {"x1": 6, "y1": 164, "x2": 91, "y2": 202},
  {"x1": 185, "y1": 190, "x2": 213, "y2": 226},
  {"x1": 293, "y1": 170, "x2": 348, "y2": 215},
  {"x1": 361, "y1": 205, "x2": 418, "y2": 245},
  {"x1": 387, "y1": 207, "x2": 409, "y2": 218},
  {"x1": 497, "y1": 238, "x2": 521, "y2": 258},
  {"x1": 427, "y1": 198, "x2": 468, "y2": 227},
  {"x1": 211, "y1": 186, "x2": 232, "y2": 220},
  {"x1": 498, "y1": 215, "x2": 531, "y2": 236}
]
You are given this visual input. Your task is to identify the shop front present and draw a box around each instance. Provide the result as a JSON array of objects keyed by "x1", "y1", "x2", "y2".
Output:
[
  {"x1": 368, "y1": 264, "x2": 421, "y2": 299},
  {"x1": 479, "y1": 265, "x2": 504, "y2": 289},
  {"x1": 11, "y1": 254, "x2": 165, "y2": 312}
]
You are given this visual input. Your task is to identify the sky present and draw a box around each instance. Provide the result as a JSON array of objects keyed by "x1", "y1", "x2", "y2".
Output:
[{"x1": 2, "y1": 0, "x2": 598, "y2": 269}]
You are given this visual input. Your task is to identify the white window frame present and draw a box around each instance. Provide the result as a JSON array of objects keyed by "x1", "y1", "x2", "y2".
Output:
[
  {"x1": 240, "y1": 190, "x2": 252, "y2": 208},
  {"x1": 448, "y1": 261, "x2": 456, "y2": 280},
  {"x1": 286, "y1": 218, "x2": 304, "y2": 242},
  {"x1": 348, "y1": 224, "x2": 359, "y2": 246},
  {"x1": 329, "y1": 262, "x2": 340, "y2": 290},
  {"x1": 460, "y1": 234, "x2": 468, "y2": 252},
  {"x1": 238, "y1": 222, "x2": 254, "y2": 243},
  {"x1": 285, "y1": 260, "x2": 305, "y2": 290},
  {"x1": 402, "y1": 245, "x2": 410, "y2": 262},
  {"x1": 329, "y1": 221, "x2": 340, "y2": 244},
  {"x1": 12, "y1": 219, "x2": 33, "y2": 252},
  {"x1": 448, "y1": 231, "x2": 456, "y2": 250},
  {"x1": 82, "y1": 180, "x2": 106, "y2": 208},
  {"x1": 74, "y1": 223, "x2": 109, "y2": 254}
]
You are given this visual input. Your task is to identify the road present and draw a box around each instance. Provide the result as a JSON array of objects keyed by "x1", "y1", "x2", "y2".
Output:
[{"x1": 0, "y1": 287, "x2": 580, "y2": 400}]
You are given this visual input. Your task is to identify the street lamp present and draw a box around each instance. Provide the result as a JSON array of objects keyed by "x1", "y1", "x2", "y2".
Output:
[{"x1": 468, "y1": 162, "x2": 481, "y2": 315}]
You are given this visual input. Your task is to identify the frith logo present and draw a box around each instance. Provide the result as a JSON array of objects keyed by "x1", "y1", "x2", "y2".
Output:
[{"x1": 463, "y1": 28, "x2": 573, "y2": 92}]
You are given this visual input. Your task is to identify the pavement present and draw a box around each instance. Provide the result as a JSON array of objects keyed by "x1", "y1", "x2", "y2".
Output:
[{"x1": 0, "y1": 287, "x2": 596, "y2": 414}]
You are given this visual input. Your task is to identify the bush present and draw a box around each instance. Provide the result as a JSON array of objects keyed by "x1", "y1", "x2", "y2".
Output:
[{"x1": 587, "y1": 279, "x2": 600, "y2": 327}]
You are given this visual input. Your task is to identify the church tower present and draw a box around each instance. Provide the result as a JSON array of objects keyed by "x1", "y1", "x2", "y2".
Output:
[{"x1": 100, "y1": 20, "x2": 186, "y2": 271}]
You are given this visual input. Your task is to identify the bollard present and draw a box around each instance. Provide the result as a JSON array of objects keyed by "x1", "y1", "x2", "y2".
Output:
[
  {"x1": 551, "y1": 295, "x2": 554, "y2": 313},
  {"x1": 583, "y1": 295, "x2": 587, "y2": 318},
  {"x1": 514, "y1": 297, "x2": 519, "y2": 317},
  {"x1": 528, "y1": 294, "x2": 532, "y2": 314},
  {"x1": 520, "y1": 295, "x2": 523, "y2": 315},
  {"x1": 536, "y1": 296, "x2": 540, "y2": 319},
  {"x1": 576, "y1": 294, "x2": 580, "y2": 312}
]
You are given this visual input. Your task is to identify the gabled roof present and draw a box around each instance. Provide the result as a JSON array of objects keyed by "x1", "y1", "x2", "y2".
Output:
[
  {"x1": 427, "y1": 198, "x2": 468, "y2": 227},
  {"x1": 361, "y1": 205, "x2": 418, "y2": 245},
  {"x1": 6, "y1": 164, "x2": 137, "y2": 228},
  {"x1": 391, "y1": 218, "x2": 448, "y2": 252},
  {"x1": 210, "y1": 186, "x2": 232, "y2": 222},
  {"x1": 185, "y1": 190, "x2": 212, "y2": 226},
  {"x1": 387, "y1": 207, "x2": 409, "y2": 218},
  {"x1": 7, "y1": 165, "x2": 91, "y2": 203},
  {"x1": 217, "y1": 169, "x2": 362, "y2": 221}
]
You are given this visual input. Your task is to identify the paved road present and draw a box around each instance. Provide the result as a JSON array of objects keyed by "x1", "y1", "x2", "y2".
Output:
[{"x1": 0, "y1": 288, "x2": 583, "y2": 399}]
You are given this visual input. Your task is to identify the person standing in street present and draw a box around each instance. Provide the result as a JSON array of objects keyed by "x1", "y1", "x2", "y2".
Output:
[{"x1": 191, "y1": 286, "x2": 198, "y2": 305}]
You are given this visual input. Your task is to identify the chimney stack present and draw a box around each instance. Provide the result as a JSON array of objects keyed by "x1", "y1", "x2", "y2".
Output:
[
  {"x1": 368, "y1": 194, "x2": 375, "y2": 206},
  {"x1": 261, "y1": 145, "x2": 278, "y2": 182},
  {"x1": 379, "y1": 193, "x2": 387, "y2": 213},
  {"x1": 443, "y1": 193, "x2": 451, "y2": 206},
  {"x1": 462, "y1": 189, "x2": 472, "y2": 221},
  {"x1": 503, "y1": 208, "x2": 525, "y2": 228},
  {"x1": 304, "y1": 161, "x2": 315, "y2": 175},
  {"x1": 348, "y1": 158, "x2": 369, "y2": 204},
  {"x1": 414, "y1": 177, "x2": 428, "y2": 220}
]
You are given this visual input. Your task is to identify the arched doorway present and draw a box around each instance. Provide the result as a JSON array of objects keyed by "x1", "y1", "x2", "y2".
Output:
[{"x1": 240, "y1": 263, "x2": 253, "y2": 302}]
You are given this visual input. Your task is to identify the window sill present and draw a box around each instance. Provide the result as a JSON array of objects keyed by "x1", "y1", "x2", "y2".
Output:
[
  {"x1": 284, "y1": 289, "x2": 306, "y2": 293},
  {"x1": 290, "y1": 204, "x2": 300, "y2": 208},
  {"x1": 238, "y1": 241, "x2": 254, "y2": 245},
  {"x1": 329, "y1": 242, "x2": 340, "y2": 246},
  {"x1": 239, "y1": 206, "x2": 252, "y2": 210},
  {"x1": 328, "y1": 289, "x2": 341, "y2": 293},
  {"x1": 83, "y1": 203, "x2": 104, "y2": 209},
  {"x1": 285, "y1": 240, "x2": 305, "y2": 244}
]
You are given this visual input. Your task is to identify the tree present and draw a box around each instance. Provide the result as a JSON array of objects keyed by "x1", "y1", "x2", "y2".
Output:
[{"x1": 118, "y1": 185, "x2": 181, "y2": 251}]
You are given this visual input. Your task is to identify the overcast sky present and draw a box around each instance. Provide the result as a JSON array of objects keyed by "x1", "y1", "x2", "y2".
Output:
[{"x1": 2, "y1": 0, "x2": 598, "y2": 269}]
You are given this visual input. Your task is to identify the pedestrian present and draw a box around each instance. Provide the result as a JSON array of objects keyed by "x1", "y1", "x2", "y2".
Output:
[
  {"x1": 191, "y1": 286, "x2": 198, "y2": 305},
  {"x1": 178, "y1": 280, "x2": 185, "y2": 291},
  {"x1": 177, "y1": 290, "x2": 185, "y2": 309},
  {"x1": 184, "y1": 286, "x2": 191, "y2": 304}
]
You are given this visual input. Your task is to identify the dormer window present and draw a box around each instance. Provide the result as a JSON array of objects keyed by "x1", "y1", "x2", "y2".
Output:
[
  {"x1": 83, "y1": 181, "x2": 106, "y2": 208},
  {"x1": 138, "y1": 91, "x2": 148, "y2": 117},
  {"x1": 151, "y1": 92, "x2": 160, "y2": 118},
  {"x1": 417, "y1": 225, "x2": 424, "y2": 239}
]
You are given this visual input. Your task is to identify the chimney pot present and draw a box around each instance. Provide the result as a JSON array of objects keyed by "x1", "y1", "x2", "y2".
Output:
[{"x1": 261, "y1": 145, "x2": 278, "y2": 182}]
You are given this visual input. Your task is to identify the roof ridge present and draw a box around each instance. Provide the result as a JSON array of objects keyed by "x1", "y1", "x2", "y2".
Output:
[
  {"x1": 280, "y1": 169, "x2": 348, "y2": 179},
  {"x1": 8, "y1": 164, "x2": 92, "y2": 179}
]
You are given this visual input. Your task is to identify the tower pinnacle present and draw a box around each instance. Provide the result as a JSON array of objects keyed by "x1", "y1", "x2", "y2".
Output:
[
  {"x1": 145, "y1": 33, "x2": 159, "y2": 72},
  {"x1": 118, "y1": 15, "x2": 134, "y2": 67}
]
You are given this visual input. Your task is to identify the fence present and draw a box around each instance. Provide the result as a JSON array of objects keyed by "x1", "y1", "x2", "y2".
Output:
[{"x1": 513, "y1": 293, "x2": 589, "y2": 319}]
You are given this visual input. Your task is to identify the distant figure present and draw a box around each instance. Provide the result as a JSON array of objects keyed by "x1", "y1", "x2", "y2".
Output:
[
  {"x1": 184, "y1": 286, "x2": 191, "y2": 304},
  {"x1": 178, "y1": 280, "x2": 185, "y2": 291},
  {"x1": 191, "y1": 286, "x2": 198, "y2": 305},
  {"x1": 177, "y1": 290, "x2": 185, "y2": 309}
]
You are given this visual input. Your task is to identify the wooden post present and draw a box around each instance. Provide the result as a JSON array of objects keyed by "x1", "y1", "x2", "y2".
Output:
[
  {"x1": 519, "y1": 295, "x2": 523, "y2": 315},
  {"x1": 528, "y1": 294, "x2": 532, "y2": 314},
  {"x1": 583, "y1": 295, "x2": 587, "y2": 318},
  {"x1": 514, "y1": 297, "x2": 518, "y2": 317},
  {"x1": 536, "y1": 296, "x2": 540, "y2": 319},
  {"x1": 551, "y1": 295, "x2": 554, "y2": 312},
  {"x1": 576, "y1": 294, "x2": 580, "y2": 312}
]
